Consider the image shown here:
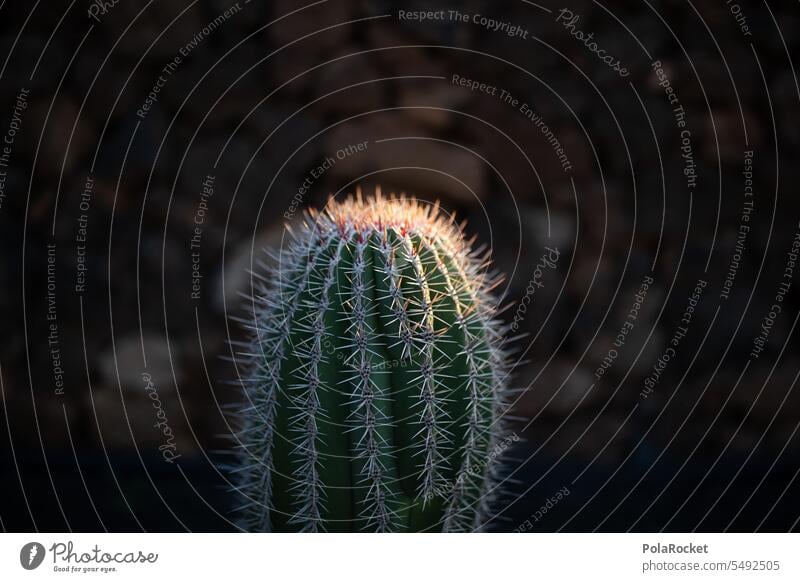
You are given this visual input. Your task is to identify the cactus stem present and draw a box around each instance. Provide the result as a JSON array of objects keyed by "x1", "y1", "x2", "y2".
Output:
[{"x1": 233, "y1": 193, "x2": 513, "y2": 532}]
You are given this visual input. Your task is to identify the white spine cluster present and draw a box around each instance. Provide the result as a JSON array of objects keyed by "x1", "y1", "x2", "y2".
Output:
[
  {"x1": 287, "y1": 238, "x2": 345, "y2": 531},
  {"x1": 402, "y1": 234, "x2": 452, "y2": 501},
  {"x1": 439, "y1": 236, "x2": 512, "y2": 531},
  {"x1": 345, "y1": 234, "x2": 396, "y2": 531},
  {"x1": 376, "y1": 233, "x2": 415, "y2": 360},
  {"x1": 233, "y1": 231, "x2": 323, "y2": 532}
]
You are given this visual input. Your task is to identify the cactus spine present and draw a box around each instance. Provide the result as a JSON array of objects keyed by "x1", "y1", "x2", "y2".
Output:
[{"x1": 233, "y1": 191, "x2": 511, "y2": 532}]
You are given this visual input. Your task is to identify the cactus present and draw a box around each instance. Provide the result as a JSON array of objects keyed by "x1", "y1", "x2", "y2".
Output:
[{"x1": 232, "y1": 190, "x2": 512, "y2": 532}]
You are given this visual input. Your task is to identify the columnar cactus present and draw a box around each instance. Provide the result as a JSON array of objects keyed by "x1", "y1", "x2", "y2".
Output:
[{"x1": 232, "y1": 190, "x2": 512, "y2": 532}]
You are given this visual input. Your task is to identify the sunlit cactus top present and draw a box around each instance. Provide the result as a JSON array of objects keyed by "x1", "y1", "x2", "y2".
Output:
[{"x1": 232, "y1": 189, "x2": 513, "y2": 532}]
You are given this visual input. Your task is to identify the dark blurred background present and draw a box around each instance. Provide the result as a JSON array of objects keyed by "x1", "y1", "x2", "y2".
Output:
[{"x1": 1, "y1": 0, "x2": 799, "y2": 532}]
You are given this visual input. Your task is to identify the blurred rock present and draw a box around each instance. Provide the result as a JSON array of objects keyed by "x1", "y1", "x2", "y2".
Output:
[
  {"x1": 312, "y1": 54, "x2": 384, "y2": 117},
  {"x1": 213, "y1": 217, "x2": 303, "y2": 313},
  {"x1": 398, "y1": 83, "x2": 467, "y2": 130},
  {"x1": 99, "y1": 334, "x2": 181, "y2": 394},
  {"x1": 27, "y1": 99, "x2": 94, "y2": 178},
  {"x1": 703, "y1": 108, "x2": 762, "y2": 164},
  {"x1": 268, "y1": 0, "x2": 353, "y2": 54},
  {"x1": 365, "y1": 22, "x2": 448, "y2": 77}
]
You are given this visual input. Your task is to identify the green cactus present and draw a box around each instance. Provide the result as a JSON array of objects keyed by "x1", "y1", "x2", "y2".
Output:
[{"x1": 232, "y1": 190, "x2": 512, "y2": 532}]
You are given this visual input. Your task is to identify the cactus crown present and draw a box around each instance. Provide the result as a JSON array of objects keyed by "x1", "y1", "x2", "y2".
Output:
[{"x1": 232, "y1": 189, "x2": 512, "y2": 532}]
